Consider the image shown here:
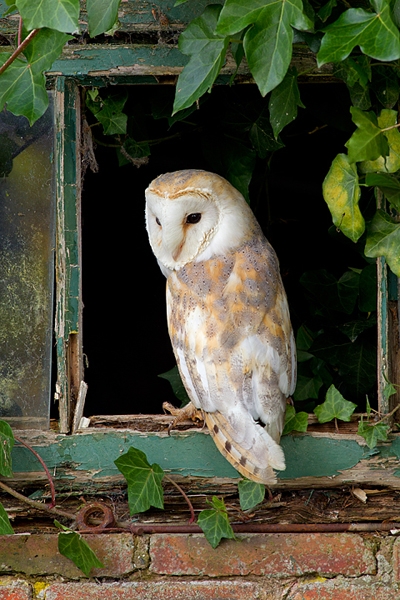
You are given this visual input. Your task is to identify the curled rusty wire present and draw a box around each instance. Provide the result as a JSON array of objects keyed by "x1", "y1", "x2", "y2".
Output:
[{"x1": 76, "y1": 502, "x2": 115, "y2": 531}]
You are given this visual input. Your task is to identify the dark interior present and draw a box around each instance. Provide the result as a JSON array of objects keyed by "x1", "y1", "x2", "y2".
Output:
[{"x1": 80, "y1": 82, "x2": 373, "y2": 416}]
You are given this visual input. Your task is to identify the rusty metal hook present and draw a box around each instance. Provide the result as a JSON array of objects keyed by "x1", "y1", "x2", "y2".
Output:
[{"x1": 76, "y1": 502, "x2": 115, "y2": 531}]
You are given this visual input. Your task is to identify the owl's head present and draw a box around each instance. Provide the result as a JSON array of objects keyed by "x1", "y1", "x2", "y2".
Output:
[{"x1": 145, "y1": 170, "x2": 259, "y2": 272}]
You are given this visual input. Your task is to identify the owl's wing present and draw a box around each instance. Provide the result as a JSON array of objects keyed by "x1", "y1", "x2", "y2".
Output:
[{"x1": 167, "y1": 237, "x2": 296, "y2": 484}]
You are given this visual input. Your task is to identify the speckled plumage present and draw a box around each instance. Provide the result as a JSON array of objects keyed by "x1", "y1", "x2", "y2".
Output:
[{"x1": 145, "y1": 170, "x2": 296, "y2": 484}]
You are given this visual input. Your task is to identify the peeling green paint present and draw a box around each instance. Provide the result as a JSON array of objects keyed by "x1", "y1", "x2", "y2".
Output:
[{"x1": 10, "y1": 431, "x2": 388, "y2": 483}]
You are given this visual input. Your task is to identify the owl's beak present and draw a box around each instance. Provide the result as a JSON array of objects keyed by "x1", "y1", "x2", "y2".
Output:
[{"x1": 172, "y1": 240, "x2": 184, "y2": 261}]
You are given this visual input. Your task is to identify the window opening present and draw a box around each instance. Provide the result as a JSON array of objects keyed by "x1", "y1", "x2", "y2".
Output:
[{"x1": 81, "y1": 83, "x2": 378, "y2": 419}]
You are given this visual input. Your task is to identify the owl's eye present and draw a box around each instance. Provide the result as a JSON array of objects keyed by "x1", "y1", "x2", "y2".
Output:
[
  {"x1": 156, "y1": 217, "x2": 162, "y2": 227},
  {"x1": 186, "y1": 213, "x2": 202, "y2": 224}
]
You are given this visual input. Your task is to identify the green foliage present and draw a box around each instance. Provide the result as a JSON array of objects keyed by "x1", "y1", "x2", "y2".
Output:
[
  {"x1": 0, "y1": 0, "x2": 121, "y2": 124},
  {"x1": 313, "y1": 384, "x2": 357, "y2": 423},
  {"x1": 238, "y1": 479, "x2": 265, "y2": 511},
  {"x1": 16, "y1": 0, "x2": 79, "y2": 33},
  {"x1": 282, "y1": 405, "x2": 309, "y2": 434},
  {"x1": 0, "y1": 420, "x2": 14, "y2": 478},
  {"x1": 269, "y1": 67, "x2": 305, "y2": 139},
  {"x1": 197, "y1": 496, "x2": 236, "y2": 548},
  {"x1": 357, "y1": 416, "x2": 390, "y2": 448},
  {"x1": 0, "y1": 29, "x2": 71, "y2": 125},
  {"x1": 86, "y1": 89, "x2": 128, "y2": 136},
  {"x1": 172, "y1": 5, "x2": 230, "y2": 115},
  {"x1": 322, "y1": 154, "x2": 363, "y2": 242},
  {"x1": 158, "y1": 366, "x2": 190, "y2": 407},
  {"x1": 57, "y1": 529, "x2": 105, "y2": 576},
  {"x1": 317, "y1": 0, "x2": 400, "y2": 66},
  {"x1": 87, "y1": 0, "x2": 121, "y2": 37},
  {"x1": 0, "y1": 503, "x2": 14, "y2": 534},
  {"x1": 365, "y1": 209, "x2": 400, "y2": 275},
  {"x1": 216, "y1": 0, "x2": 313, "y2": 96},
  {"x1": 114, "y1": 447, "x2": 164, "y2": 514}
]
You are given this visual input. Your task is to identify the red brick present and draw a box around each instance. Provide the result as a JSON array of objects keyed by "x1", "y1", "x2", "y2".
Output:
[
  {"x1": 44, "y1": 580, "x2": 275, "y2": 600},
  {"x1": 0, "y1": 578, "x2": 31, "y2": 600},
  {"x1": 150, "y1": 533, "x2": 376, "y2": 577},
  {"x1": 0, "y1": 534, "x2": 135, "y2": 578},
  {"x1": 289, "y1": 581, "x2": 400, "y2": 600}
]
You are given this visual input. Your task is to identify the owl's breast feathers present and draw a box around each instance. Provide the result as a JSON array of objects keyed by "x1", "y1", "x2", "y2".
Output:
[{"x1": 166, "y1": 234, "x2": 296, "y2": 484}]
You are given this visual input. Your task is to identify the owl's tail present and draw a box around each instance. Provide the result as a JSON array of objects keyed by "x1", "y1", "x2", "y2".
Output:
[{"x1": 204, "y1": 411, "x2": 285, "y2": 485}]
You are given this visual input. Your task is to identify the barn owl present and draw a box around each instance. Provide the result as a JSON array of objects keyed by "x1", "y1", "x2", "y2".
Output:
[{"x1": 145, "y1": 170, "x2": 296, "y2": 484}]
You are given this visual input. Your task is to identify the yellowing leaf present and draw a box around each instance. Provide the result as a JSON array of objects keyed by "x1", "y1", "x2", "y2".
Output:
[
  {"x1": 359, "y1": 109, "x2": 400, "y2": 173},
  {"x1": 322, "y1": 153, "x2": 365, "y2": 242}
]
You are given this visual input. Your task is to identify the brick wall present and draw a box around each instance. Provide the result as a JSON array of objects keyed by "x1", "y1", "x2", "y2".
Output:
[{"x1": 1, "y1": 532, "x2": 400, "y2": 598}]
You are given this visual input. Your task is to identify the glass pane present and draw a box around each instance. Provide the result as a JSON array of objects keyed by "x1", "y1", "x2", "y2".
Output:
[{"x1": 0, "y1": 97, "x2": 55, "y2": 429}]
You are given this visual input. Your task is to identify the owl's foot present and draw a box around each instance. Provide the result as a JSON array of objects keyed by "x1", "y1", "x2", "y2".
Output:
[{"x1": 163, "y1": 401, "x2": 204, "y2": 433}]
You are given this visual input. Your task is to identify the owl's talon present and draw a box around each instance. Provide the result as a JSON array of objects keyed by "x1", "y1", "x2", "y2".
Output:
[{"x1": 163, "y1": 401, "x2": 203, "y2": 433}]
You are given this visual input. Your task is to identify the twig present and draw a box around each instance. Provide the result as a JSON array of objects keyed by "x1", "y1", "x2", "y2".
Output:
[
  {"x1": 18, "y1": 17, "x2": 23, "y2": 47},
  {"x1": 0, "y1": 29, "x2": 40, "y2": 77},
  {"x1": 0, "y1": 479, "x2": 75, "y2": 521},
  {"x1": 14, "y1": 436, "x2": 56, "y2": 508},
  {"x1": 164, "y1": 475, "x2": 196, "y2": 524},
  {"x1": 373, "y1": 404, "x2": 400, "y2": 426}
]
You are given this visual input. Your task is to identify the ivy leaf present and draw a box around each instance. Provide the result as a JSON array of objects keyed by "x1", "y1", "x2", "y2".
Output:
[
  {"x1": 249, "y1": 111, "x2": 284, "y2": 157},
  {"x1": 338, "y1": 316, "x2": 376, "y2": 342},
  {"x1": 0, "y1": 29, "x2": 71, "y2": 124},
  {"x1": 243, "y1": 0, "x2": 313, "y2": 97},
  {"x1": 173, "y1": 5, "x2": 230, "y2": 114},
  {"x1": 314, "y1": 384, "x2": 357, "y2": 423},
  {"x1": 317, "y1": 0, "x2": 400, "y2": 67},
  {"x1": 282, "y1": 405, "x2": 309, "y2": 434},
  {"x1": 365, "y1": 209, "x2": 400, "y2": 276},
  {"x1": 86, "y1": 90, "x2": 128, "y2": 135},
  {"x1": 16, "y1": 0, "x2": 79, "y2": 33},
  {"x1": 345, "y1": 107, "x2": 389, "y2": 164},
  {"x1": 159, "y1": 366, "x2": 190, "y2": 407},
  {"x1": 216, "y1": 0, "x2": 313, "y2": 36},
  {"x1": 371, "y1": 65, "x2": 400, "y2": 109},
  {"x1": 359, "y1": 109, "x2": 400, "y2": 174},
  {"x1": 269, "y1": 67, "x2": 305, "y2": 139},
  {"x1": 383, "y1": 381, "x2": 397, "y2": 400},
  {"x1": 87, "y1": 0, "x2": 121, "y2": 37},
  {"x1": 58, "y1": 531, "x2": 104, "y2": 576},
  {"x1": 0, "y1": 420, "x2": 14, "y2": 478},
  {"x1": 365, "y1": 173, "x2": 400, "y2": 212},
  {"x1": 238, "y1": 479, "x2": 265, "y2": 511},
  {"x1": 114, "y1": 447, "x2": 164, "y2": 514},
  {"x1": 357, "y1": 417, "x2": 390, "y2": 448},
  {"x1": 0, "y1": 502, "x2": 14, "y2": 534},
  {"x1": 322, "y1": 153, "x2": 364, "y2": 243},
  {"x1": 197, "y1": 496, "x2": 236, "y2": 549}
]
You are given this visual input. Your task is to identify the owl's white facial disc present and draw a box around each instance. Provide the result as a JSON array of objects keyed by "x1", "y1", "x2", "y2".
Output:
[
  {"x1": 145, "y1": 190, "x2": 220, "y2": 271},
  {"x1": 145, "y1": 169, "x2": 260, "y2": 272}
]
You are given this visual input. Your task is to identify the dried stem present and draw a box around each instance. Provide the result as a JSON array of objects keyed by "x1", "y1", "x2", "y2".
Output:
[
  {"x1": 164, "y1": 475, "x2": 196, "y2": 524},
  {"x1": 14, "y1": 436, "x2": 56, "y2": 508},
  {"x1": 0, "y1": 479, "x2": 75, "y2": 521}
]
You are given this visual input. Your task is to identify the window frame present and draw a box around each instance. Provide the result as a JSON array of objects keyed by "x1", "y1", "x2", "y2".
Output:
[{"x1": 1, "y1": 7, "x2": 399, "y2": 491}]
